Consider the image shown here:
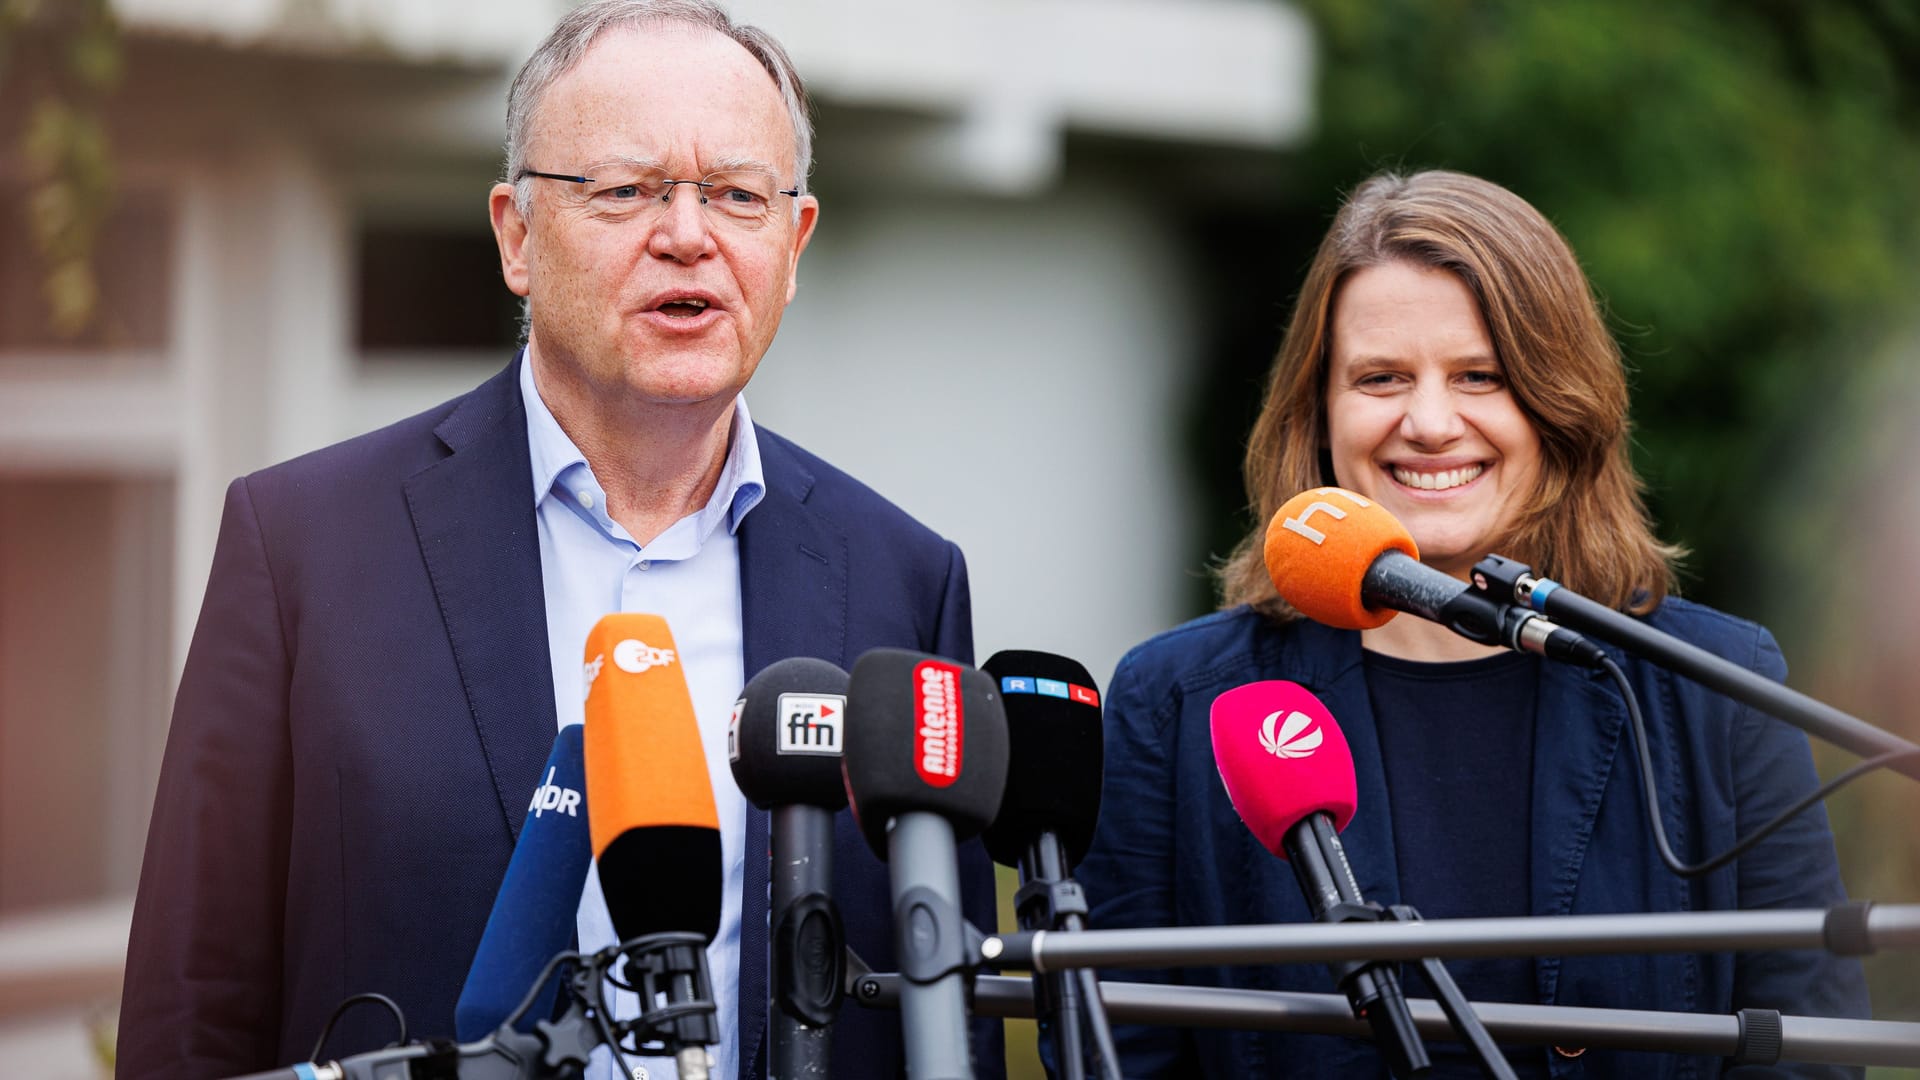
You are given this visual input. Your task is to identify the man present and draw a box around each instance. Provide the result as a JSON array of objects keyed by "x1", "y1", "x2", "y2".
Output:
[{"x1": 116, "y1": 4, "x2": 1003, "y2": 1078}]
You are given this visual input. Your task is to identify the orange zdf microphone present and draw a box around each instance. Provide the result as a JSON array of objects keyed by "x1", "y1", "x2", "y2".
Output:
[
  {"x1": 582, "y1": 613, "x2": 721, "y2": 1079},
  {"x1": 1264, "y1": 487, "x2": 1604, "y2": 666}
]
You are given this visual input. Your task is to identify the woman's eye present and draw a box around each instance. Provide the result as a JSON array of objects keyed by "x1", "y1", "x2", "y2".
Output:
[{"x1": 1460, "y1": 369, "x2": 1505, "y2": 388}]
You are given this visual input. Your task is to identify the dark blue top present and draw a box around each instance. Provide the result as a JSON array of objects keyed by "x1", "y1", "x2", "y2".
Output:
[
  {"x1": 1075, "y1": 602, "x2": 1869, "y2": 1079},
  {"x1": 1365, "y1": 648, "x2": 1548, "y2": 1077}
]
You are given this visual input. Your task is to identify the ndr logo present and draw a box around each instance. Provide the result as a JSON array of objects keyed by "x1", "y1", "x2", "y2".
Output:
[
  {"x1": 1259, "y1": 710, "x2": 1322, "y2": 759},
  {"x1": 528, "y1": 766, "x2": 581, "y2": 819},
  {"x1": 613, "y1": 639, "x2": 676, "y2": 674}
]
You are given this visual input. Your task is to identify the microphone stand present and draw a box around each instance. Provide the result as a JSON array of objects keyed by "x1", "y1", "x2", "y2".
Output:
[
  {"x1": 852, "y1": 974, "x2": 1920, "y2": 1069},
  {"x1": 982, "y1": 901, "x2": 1920, "y2": 970},
  {"x1": 1016, "y1": 835, "x2": 1122, "y2": 1080},
  {"x1": 1473, "y1": 555, "x2": 1920, "y2": 782},
  {"x1": 221, "y1": 932, "x2": 718, "y2": 1080},
  {"x1": 1283, "y1": 814, "x2": 1429, "y2": 1077}
]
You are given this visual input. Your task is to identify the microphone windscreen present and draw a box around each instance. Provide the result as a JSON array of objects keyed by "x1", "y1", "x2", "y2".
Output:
[
  {"x1": 728, "y1": 656, "x2": 851, "y2": 811},
  {"x1": 1209, "y1": 681, "x2": 1357, "y2": 858},
  {"x1": 841, "y1": 648, "x2": 1009, "y2": 859},
  {"x1": 455, "y1": 723, "x2": 592, "y2": 1040},
  {"x1": 583, "y1": 613, "x2": 722, "y2": 943},
  {"x1": 978, "y1": 650, "x2": 1103, "y2": 869},
  {"x1": 1264, "y1": 487, "x2": 1418, "y2": 630}
]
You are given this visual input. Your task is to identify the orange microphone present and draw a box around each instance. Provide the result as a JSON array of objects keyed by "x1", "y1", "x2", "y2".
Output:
[
  {"x1": 582, "y1": 613, "x2": 721, "y2": 941},
  {"x1": 582, "y1": 613, "x2": 722, "y2": 1078},
  {"x1": 1263, "y1": 487, "x2": 1418, "y2": 629},
  {"x1": 1263, "y1": 488, "x2": 1607, "y2": 667}
]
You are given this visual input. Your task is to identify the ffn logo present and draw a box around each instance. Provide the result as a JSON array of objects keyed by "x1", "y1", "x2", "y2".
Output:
[
  {"x1": 1280, "y1": 488, "x2": 1373, "y2": 546},
  {"x1": 777, "y1": 693, "x2": 845, "y2": 757},
  {"x1": 527, "y1": 766, "x2": 582, "y2": 819},
  {"x1": 1259, "y1": 710, "x2": 1323, "y2": 759},
  {"x1": 613, "y1": 639, "x2": 676, "y2": 674}
]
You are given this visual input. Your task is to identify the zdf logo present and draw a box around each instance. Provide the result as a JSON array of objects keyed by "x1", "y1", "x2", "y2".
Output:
[
  {"x1": 613, "y1": 639, "x2": 676, "y2": 674},
  {"x1": 1259, "y1": 710, "x2": 1322, "y2": 759}
]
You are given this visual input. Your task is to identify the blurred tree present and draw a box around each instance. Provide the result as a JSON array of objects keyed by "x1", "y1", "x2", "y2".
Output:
[
  {"x1": 1186, "y1": 0, "x2": 1920, "y2": 1027},
  {"x1": 0, "y1": 0, "x2": 122, "y2": 340}
]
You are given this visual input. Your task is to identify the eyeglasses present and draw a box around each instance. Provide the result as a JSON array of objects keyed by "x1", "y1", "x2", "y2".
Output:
[{"x1": 517, "y1": 163, "x2": 801, "y2": 230}]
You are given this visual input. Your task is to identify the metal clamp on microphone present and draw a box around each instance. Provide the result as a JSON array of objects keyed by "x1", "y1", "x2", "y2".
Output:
[
  {"x1": 1474, "y1": 553, "x2": 1920, "y2": 781},
  {"x1": 610, "y1": 930, "x2": 720, "y2": 1070}
]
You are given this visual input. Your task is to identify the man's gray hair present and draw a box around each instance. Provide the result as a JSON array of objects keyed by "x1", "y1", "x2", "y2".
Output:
[{"x1": 503, "y1": 0, "x2": 814, "y2": 215}]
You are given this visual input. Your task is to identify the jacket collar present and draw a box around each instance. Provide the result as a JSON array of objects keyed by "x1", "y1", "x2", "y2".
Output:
[{"x1": 404, "y1": 356, "x2": 557, "y2": 844}]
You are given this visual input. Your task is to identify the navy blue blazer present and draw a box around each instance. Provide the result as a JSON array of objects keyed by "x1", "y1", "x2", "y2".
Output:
[
  {"x1": 1075, "y1": 602, "x2": 1869, "y2": 1079},
  {"x1": 118, "y1": 358, "x2": 1003, "y2": 1079}
]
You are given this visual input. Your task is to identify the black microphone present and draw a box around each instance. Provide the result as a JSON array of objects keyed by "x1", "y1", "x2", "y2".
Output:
[
  {"x1": 729, "y1": 657, "x2": 852, "y2": 1080},
  {"x1": 843, "y1": 648, "x2": 1009, "y2": 1080},
  {"x1": 1264, "y1": 486, "x2": 1606, "y2": 667},
  {"x1": 979, "y1": 650, "x2": 1119, "y2": 1080}
]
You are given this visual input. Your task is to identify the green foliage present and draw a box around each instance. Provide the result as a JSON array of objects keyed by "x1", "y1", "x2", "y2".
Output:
[
  {"x1": 0, "y1": 0, "x2": 122, "y2": 340},
  {"x1": 1293, "y1": 0, "x2": 1920, "y2": 610}
]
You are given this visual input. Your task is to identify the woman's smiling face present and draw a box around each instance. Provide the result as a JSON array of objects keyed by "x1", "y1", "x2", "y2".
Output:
[{"x1": 1323, "y1": 260, "x2": 1543, "y2": 579}]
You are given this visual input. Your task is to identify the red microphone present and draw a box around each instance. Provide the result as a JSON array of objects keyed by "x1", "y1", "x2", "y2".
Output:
[{"x1": 1210, "y1": 681, "x2": 1429, "y2": 1077}]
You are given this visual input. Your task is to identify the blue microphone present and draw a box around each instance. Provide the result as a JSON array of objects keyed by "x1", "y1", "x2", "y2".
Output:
[{"x1": 454, "y1": 723, "x2": 593, "y2": 1040}]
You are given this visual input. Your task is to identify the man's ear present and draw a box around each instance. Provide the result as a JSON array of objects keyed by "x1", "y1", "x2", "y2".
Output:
[
  {"x1": 782, "y1": 195, "x2": 820, "y2": 303},
  {"x1": 489, "y1": 182, "x2": 532, "y2": 298}
]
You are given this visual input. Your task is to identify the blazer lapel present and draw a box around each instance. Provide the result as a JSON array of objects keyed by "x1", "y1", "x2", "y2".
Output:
[
  {"x1": 735, "y1": 429, "x2": 849, "y2": 1080},
  {"x1": 1291, "y1": 624, "x2": 1402, "y2": 909},
  {"x1": 1529, "y1": 660, "x2": 1627, "y2": 1003},
  {"x1": 403, "y1": 358, "x2": 556, "y2": 844}
]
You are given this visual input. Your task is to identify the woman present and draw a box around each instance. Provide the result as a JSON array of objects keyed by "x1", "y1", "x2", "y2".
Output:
[{"x1": 1074, "y1": 171, "x2": 1868, "y2": 1078}]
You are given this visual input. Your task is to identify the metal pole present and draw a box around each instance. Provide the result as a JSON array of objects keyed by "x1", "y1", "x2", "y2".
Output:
[{"x1": 980, "y1": 905, "x2": 1920, "y2": 971}]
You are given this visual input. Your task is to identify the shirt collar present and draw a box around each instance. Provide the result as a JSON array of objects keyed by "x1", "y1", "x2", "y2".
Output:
[{"x1": 519, "y1": 349, "x2": 765, "y2": 538}]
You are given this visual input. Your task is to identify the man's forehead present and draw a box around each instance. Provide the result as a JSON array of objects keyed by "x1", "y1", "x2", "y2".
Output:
[{"x1": 534, "y1": 23, "x2": 794, "y2": 169}]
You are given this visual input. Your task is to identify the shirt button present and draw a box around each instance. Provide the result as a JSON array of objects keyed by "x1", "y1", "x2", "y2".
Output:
[
  {"x1": 576, "y1": 490, "x2": 594, "y2": 510},
  {"x1": 636, "y1": 559, "x2": 651, "y2": 571}
]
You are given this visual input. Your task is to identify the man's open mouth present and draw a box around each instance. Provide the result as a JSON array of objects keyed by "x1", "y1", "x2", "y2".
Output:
[{"x1": 656, "y1": 298, "x2": 711, "y2": 318}]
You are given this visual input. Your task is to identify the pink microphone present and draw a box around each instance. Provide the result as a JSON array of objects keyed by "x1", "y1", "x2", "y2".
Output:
[
  {"x1": 1209, "y1": 681, "x2": 1357, "y2": 859},
  {"x1": 1209, "y1": 680, "x2": 1429, "y2": 1077}
]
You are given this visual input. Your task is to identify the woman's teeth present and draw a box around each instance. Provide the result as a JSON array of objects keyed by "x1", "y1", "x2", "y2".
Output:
[{"x1": 1392, "y1": 464, "x2": 1485, "y2": 491}]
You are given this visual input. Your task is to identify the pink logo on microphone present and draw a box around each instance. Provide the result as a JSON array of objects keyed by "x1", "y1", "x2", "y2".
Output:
[
  {"x1": 913, "y1": 659, "x2": 965, "y2": 787},
  {"x1": 1259, "y1": 710, "x2": 1323, "y2": 759}
]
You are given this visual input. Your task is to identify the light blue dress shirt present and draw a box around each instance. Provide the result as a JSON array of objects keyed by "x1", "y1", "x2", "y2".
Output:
[{"x1": 521, "y1": 353, "x2": 765, "y2": 1080}]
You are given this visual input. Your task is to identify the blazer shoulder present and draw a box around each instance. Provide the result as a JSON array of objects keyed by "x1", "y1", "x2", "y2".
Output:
[
  {"x1": 1642, "y1": 595, "x2": 1779, "y2": 667},
  {"x1": 1112, "y1": 606, "x2": 1295, "y2": 700},
  {"x1": 755, "y1": 425, "x2": 954, "y2": 553}
]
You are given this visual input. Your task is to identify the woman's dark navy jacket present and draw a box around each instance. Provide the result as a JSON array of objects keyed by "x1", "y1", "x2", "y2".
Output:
[{"x1": 1074, "y1": 598, "x2": 1870, "y2": 1078}]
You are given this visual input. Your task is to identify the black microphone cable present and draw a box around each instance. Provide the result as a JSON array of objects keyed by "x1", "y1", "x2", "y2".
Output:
[{"x1": 1600, "y1": 655, "x2": 1920, "y2": 878}]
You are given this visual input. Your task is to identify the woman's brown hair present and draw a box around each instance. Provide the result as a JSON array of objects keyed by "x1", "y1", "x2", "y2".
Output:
[{"x1": 1219, "y1": 170, "x2": 1681, "y2": 619}]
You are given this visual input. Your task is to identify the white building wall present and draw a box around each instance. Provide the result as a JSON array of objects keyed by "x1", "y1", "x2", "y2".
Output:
[{"x1": 757, "y1": 184, "x2": 1199, "y2": 683}]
